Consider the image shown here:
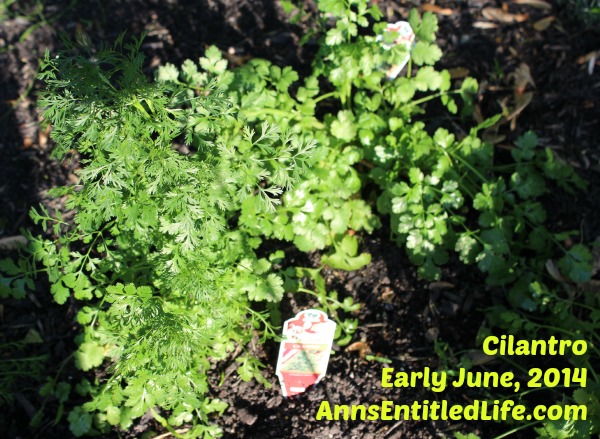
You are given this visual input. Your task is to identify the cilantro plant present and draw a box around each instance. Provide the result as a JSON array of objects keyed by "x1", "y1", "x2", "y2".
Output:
[
  {"x1": 311, "y1": 2, "x2": 592, "y2": 309},
  {"x1": 160, "y1": 0, "x2": 595, "y2": 333},
  {"x1": 167, "y1": 1, "x2": 592, "y2": 291}
]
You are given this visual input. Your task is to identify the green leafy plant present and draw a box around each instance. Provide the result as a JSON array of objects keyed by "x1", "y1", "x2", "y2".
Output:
[
  {"x1": 284, "y1": 1, "x2": 595, "y2": 352},
  {"x1": 159, "y1": 47, "x2": 381, "y2": 273},
  {"x1": 161, "y1": 6, "x2": 597, "y2": 438},
  {"x1": 281, "y1": 265, "x2": 361, "y2": 346},
  {"x1": 249, "y1": 2, "x2": 596, "y2": 437},
  {"x1": 0, "y1": 34, "x2": 317, "y2": 436},
  {"x1": 0, "y1": 341, "x2": 46, "y2": 407},
  {"x1": 557, "y1": 0, "x2": 600, "y2": 28},
  {"x1": 171, "y1": 1, "x2": 592, "y2": 295},
  {"x1": 453, "y1": 433, "x2": 481, "y2": 439}
]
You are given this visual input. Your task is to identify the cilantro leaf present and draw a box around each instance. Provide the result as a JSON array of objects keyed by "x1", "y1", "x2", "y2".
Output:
[
  {"x1": 106, "y1": 406, "x2": 121, "y2": 426},
  {"x1": 330, "y1": 110, "x2": 357, "y2": 142},
  {"x1": 323, "y1": 234, "x2": 372, "y2": 271},
  {"x1": 510, "y1": 169, "x2": 546, "y2": 199},
  {"x1": 75, "y1": 341, "x2": 105, "y2": 371},
  {"x1": 455, "y1": 234, "x2": 479, "y2": 264},
  {"x1": 559, "y1": 244, "x2": 593, "y2": 283},
  {"x1": 68, "y1": 407, "x2": 92, "y2": 437},
  {"x1": 411, "y1": 42, "x2": 442, "y2": 66},
  {"x1": 512, "y1": 131, "x2": 538, "y2": 162},
  {"x1": 50, "y1": 280, "x2": 70, "y2": 305},
  {"x1": 409, "y1": 11, "x2": 438, "y2": 43},
  {"x1": 326, "y1": 27, "x2": 344, "y2": 46},
  {"x1": 414, "y1": 67, "x2": 442, "y2": 91}
]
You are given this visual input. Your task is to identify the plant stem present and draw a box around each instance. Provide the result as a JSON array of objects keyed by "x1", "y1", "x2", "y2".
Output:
[
  {"x1": 493, "y1": 420, "x2": 541, "y2": 439},
  {"x1": 313, "y1": 91, "x2": 338, "y2": 104}
]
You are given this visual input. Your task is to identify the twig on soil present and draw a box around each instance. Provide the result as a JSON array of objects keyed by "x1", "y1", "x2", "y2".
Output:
[
  {"x1": 219, "y1": 343, "x2": 244, "y2": 385},
  {"x1": 152, "y1": 428, "x2": 190, "y2": 439},
  {"x1": 377, "y1": 420, "x2": 402, "y2": 437}
]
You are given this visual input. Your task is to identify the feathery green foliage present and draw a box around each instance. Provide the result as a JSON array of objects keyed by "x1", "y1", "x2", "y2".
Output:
[{"x1": 4, "y1": 33, "x2": 315, "y2": 436}]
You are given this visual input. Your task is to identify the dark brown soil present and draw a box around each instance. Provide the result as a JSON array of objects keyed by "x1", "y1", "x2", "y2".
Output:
[
  {"x1": 210, "y1": 226, "x2": 506, "y2": 439},
  {"x1": 1, "y1": 0, "x2": 598, "y2": 438}
]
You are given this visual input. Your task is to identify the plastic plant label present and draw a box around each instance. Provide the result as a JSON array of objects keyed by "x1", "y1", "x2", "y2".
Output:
[
  {"x1": 377, "y1": 21, "x2": 415, "y2": 79},
  {"x1": 276, "y1": 309, "x2": 336, "y2": 397}
]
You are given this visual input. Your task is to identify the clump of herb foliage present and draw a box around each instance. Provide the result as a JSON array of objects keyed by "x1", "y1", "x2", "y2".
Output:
[{"x1": 2, "y1": 33, "x2": 317, "y2": 437}]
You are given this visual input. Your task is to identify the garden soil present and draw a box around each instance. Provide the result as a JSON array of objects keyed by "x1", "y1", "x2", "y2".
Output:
[{"x1": 1, "y1": 0, "x2": 598, "y2": 438}]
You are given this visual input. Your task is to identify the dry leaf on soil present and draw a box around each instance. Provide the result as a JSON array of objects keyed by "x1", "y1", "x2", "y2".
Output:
[
  {"x1": 448, "y1": 66, "x2": 470, "y2": 79},
  {"x1": 577, "y1": 50, "x2": 599, "y2": 75},
  {"x1": 464, "y1": 350, "x2": 497, "y2": 366},
  {"x1": 380, "y1": 287, "x2": 395, "y2": 302},
  {"x1": 512, "y1": 62, "x2": 535, "y2": 94},
  {"x1": 511, "y1": 0, "x2": 552, "y2": 10},
  {"x1": 346, "y1": 341, "x2": 371, "y2": 358},
  {"x1": 0, "y1": 235, "x2": 28, "y2": 251},
  {"x1": 546, "y1": 259, "x2": 565, "y2": 282},
  {"x1": 473, "y1": 21, "x2": 499, "y2": 29},
  {"x1": 482, "y1": 7, "x2": 529, "y2": 23},
  {"x1": 509, "y1": 91, "x2": 534, "y2": 130},
  {"x1": 533, "y1": 16, "x2": 555, "y2": 31},
  {"x1": 577, "y1": 50, "x2": 600, "y2": 64},
  {"x1": 421, "y1": 4, "x2": 455, "y2": 15}
]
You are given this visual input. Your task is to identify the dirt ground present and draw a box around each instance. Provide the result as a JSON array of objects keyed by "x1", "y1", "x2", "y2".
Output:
[{"x1": 1, "y1": 0, "x2": 599, "y2": 438}]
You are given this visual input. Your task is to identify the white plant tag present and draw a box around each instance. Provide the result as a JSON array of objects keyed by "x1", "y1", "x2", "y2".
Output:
[
  {"x1": 377, "y1": 21, "x2": 416, "y2": 79},
  {"x1": 275, "y1": 309, "x2": 336, "y2": 397}
]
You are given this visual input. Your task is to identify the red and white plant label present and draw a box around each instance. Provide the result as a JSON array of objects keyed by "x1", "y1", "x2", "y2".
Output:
[
  {"x1": 377, "y1": 21, "x2": 416, "y2": 79},
  {"x1": 276, "y1": 309, "x2": 336, "y2": 397}
]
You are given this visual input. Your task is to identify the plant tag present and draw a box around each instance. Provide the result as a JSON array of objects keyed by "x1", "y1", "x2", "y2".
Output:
[
  {"x1": 276, "y1": 309, "x2": 336, "y2": 397},
  {"x1": 377, "y1": 21, "x2": 415, "y2": 79}
]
